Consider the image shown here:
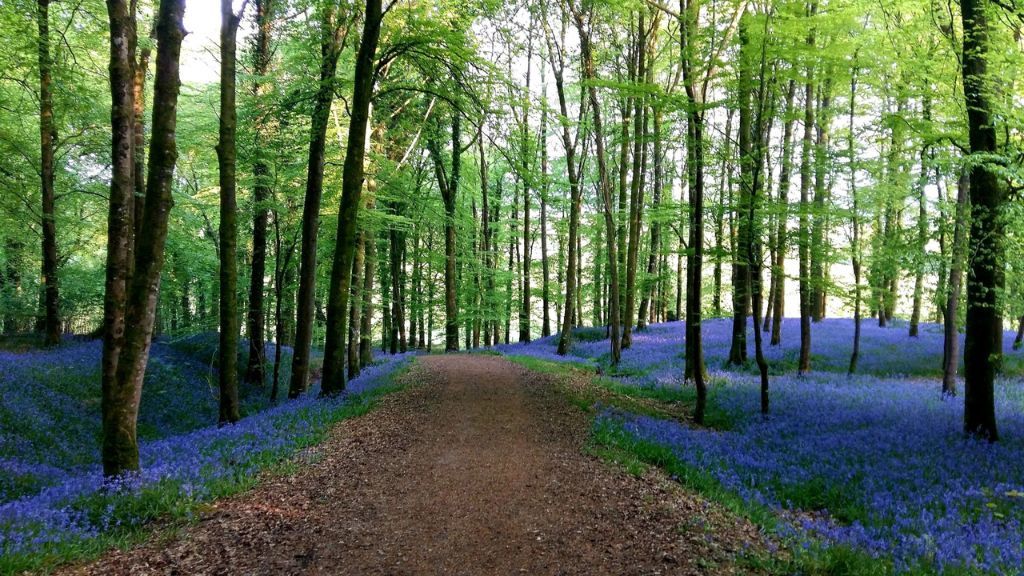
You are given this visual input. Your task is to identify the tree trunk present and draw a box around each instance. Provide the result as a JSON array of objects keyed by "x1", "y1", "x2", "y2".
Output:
[
  {"x1": 943, "y1": 173, "x2": 968, "y2": 395},
  {"x1": 548, "y1": 23, "x2": 584, "y2": 355},
  {"x1": 217, "y1": 0, "x2": 243, "y2": 424},
  {"x1": 909, "y1": 97, "x2": 932, "y2": 338},
  {"x1": 289, "y1": 7, "x2": 347, "y2": 398},
  {"x1": 359, "y1": 225, "x2": 376, "y2": 366},
  {"x1": 428, "y1": 113, "x2": 462, "y2": 352},
  {"x1": 847, "y1": 65, "x2": 862, "y2": 375},
  {"x1": 638, "y1": 106, "x2": 663, "y2": 330},
  {"x1": 570, "y1": 2, "x2": 621, "y2": 365},
  {"x1": 388, "y1": 228, "x2": 404, "y2": 354},
  {"x1": 245, "y1": 0, "x2": 274, "y2": 386},
  {"x1": 797, "y1": 7, "x2": 816, "y2": 374},
  {"x1": 37, "y1": 0, "x2": 60, "y2": 347},
  {"x1": 771, "y1": 80, "x2": 797, "y2": 345},
  {"x1": 347, "y1": 230, "x2": 365, "y2": 378},
  {"x1": 1014, "y1": 315, "x2": 1024, "y2": 350},
  {"x1": 540, "y1": 107, "x2": 552, "y2": 339},
  {"x1": 810, "y1": 77, "x2": 832, "y2": 322},
  {"x1": 102, "y1": 0, "x2": 186, "y2": 476},
  {"x1": 624, "y1": 12, "x2": 652, "y2": 347},
  {"x1": 728, "y1": 41, "x2": 753, "y2": 367},
  {"x1": 319, "y1": 0, "x2": 383, "y2": 395},
  {"x1": 961, "y1": 0, "x2": 1001, "y2": 441}
]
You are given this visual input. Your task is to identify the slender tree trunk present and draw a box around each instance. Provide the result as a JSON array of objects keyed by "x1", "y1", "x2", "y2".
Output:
[
  {"x1": 549, "y1": 27, "x2": 584, "y2": 355},
  {"x1": 101, "y1": 0, "x2": 138, "y2": 477},
  {"x1": 847, "y1": 67, "x2": 862, "y2": 376},
  {"x1": 131, "y1": 22, "x2": 154, "y2": 262},
  {"x1": 478, "y1": 128, "x2": 494, "y2": 347},
  {"x1": 520, "y1": 169, "x2": 531, "y2": 343},
  {"x1": 639, "y1": 106, "x2": 664, "y2": 330},
  {"x1": 798, "y1": 9, "x2": 816, "y2": 374},
  {"x1": 771, "y1": 80, "x2": 797, "y2": 345},
  {"x1": 388, "y1": 228, "x2": 404, "y2": 354},
  {"x1": 505, "y1": 177, "x2": 515, "y2": 345},
  {"x1": 909, "y1": 97, "x2": 931, "y2": 338},
  {"x1": 289, "y1": 7, "x2": 347, "y2": 398},
  {"x1": 245, "y1": 0, "x2": 274, "y2": 386},
  {"x1": 102, "y1": 0, "x2": 186, "y2": 476},
  {"x1": 943, "y1": 173, "x2": 969, "y2": 395},
  {"x1": 728, "y1": 46, "x2": 753, "y2": 367},
  {"x1": 347, "y1": 230, "x2": 365, "y2": 378},
  {"x1": 624, "y1": 12, "x2": 651, "y2": 347},
  {"x1": 570, "y1": 3, "x2": 621, "y2": 365},
  {"x1": 37, "y1": 0, "x2": 60, "y2": 347},
  {"x1": 712, "y1": 111, "x2": 730, "y2": 319},
  {"x1": 217, "y1": 0, "x2": 243, "y2": 424},
  {"x1": 1013, "y1": 315, "x2": 1024, "y2": 350},
  {"x1": 810, "y1": 77, "x2": 832, "y2": 321},
  {"x1": 428, "y1": 113, "x2": 462, "y2": 352},
  {"x1": 540, "y1": 108, "x2": 552, "y2": 339}
]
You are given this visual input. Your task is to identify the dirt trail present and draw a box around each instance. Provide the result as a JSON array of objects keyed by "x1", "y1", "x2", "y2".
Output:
[{"x1": 67, "y1": 355, "x2": 761, "y2": 575}]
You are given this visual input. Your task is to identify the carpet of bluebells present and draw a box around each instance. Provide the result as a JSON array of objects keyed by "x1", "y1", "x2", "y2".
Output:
[
  {"x1": 0, "y1": 334, "x2": 411, "y2": 563},
  {"x1": 497, "y1": 318, "x2": 1024, "y2": 575}
]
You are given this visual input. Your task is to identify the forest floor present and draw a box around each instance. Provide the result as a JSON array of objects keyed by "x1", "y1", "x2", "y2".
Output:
[{"x1": 62, "y1": 354, "x2": 764, "y2": 576}]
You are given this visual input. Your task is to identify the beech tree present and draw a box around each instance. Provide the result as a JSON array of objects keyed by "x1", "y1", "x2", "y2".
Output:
[{"x1": 101, "y1": 0, "x2": 187, "y2": 477}]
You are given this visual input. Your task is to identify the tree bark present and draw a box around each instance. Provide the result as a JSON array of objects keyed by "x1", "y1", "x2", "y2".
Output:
[
  {"x1": 810, "y1": 76, "x2": 832, "y2": 321},
  {"x1": 909, "y1": 96, "x2": 932, "y2": 338},
  {"x1": 569, "y1": 1, "x2": 621, "y2": 366},
  {"x1": 320, "y1": 0, "x2": 383, "y2": 395},
  {"x1": 770, "y1": 80, "x2": 796, "y2": 346},
  {"x1": 289, "y1": 6, "x2": 348, "y2": 397},
  {"x1": 37, "y1": 0, "x2": 60, "y2": 347},
  {"x1": 797, "y1": 5, "x2": 816, "y2": 374},
  {"x1": 848, "y1": 67, "x2": 862, "y2": 376},
  {"x1": 101, "y1": 0, "x2": 138, "y2": 477},
  {"x1": 360, "y1": 226, "x2": 376, "y2": 366},
  {"x1": 428, "y1": 113, "x2": 462, "y2": 353},
  {"x1": 624, "y1": 11, "x2": 652, "y2": 347},
  {"x1": 943, "y1": 172, "x2": 968, "y2": 395},
  {"x1": 547, "y1": 18, "x2": 584, "y2": 355},
  {"x1": 102, "y1": 0, "x2": 186, "y2": 476},
  {"x1": 245, "y1": 0, "x2": 274, "y2": 386},
  {"x1": 961, "y1": 0, "x2": 1001, "y2": 441},
  {"x1": 638, "y1": 105, "x2": 663, "y2": 331},
  {"x1": 217, "y1": 0, "x2": 243, "y2": 425}
]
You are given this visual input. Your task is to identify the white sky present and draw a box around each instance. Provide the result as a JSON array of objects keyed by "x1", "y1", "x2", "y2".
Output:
[{"x1": 181, "y1": 0, "x2": 249, "y2": 85}]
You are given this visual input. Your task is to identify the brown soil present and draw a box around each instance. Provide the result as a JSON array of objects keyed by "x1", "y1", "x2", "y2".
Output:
[{"x1": 64, "y1": 355, "x2": 764, "y2": 575}]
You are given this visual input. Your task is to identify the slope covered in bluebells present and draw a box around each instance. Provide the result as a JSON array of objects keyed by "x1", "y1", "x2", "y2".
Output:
[
  {"x1": 0, "y1": 334, "x2": 285, "y2": 502},
  {"x1": 496, "y1": 318, "x2": 1024, "y2": 575},
  {"x1": 0, "y1": 335, "x2": 412, "y2": 569}
]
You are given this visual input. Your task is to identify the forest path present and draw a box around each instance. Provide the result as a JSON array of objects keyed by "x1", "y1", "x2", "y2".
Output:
[{"x1": 67, "y1": 355, "x2": 760, "y2": 575}]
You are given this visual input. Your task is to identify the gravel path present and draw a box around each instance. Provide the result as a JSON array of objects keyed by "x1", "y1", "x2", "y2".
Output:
[{"x1": 66, "y1": 355, "x2": 763, "y2": 575}]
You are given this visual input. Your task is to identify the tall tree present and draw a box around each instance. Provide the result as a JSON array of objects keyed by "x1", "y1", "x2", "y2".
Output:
[
  {"x1": 942, "y1": 172, "x2": 968, "y2": 396},
  {"x1": 289, "y1": 5, "x2": 348, "y2": 398},
  {"x1": 101, "y1": 0, "x2": 187, "y2": 477},
  {"x1": 771, "y1": 79, "x2": 797, "y2": 346},
  {"x1": 217, "y1": 0, "x2": 245, "y2": 425},
  {"x1": 546, "y1": 10, "x2": 585, "y2": 356},
  {"x1": 37, "y1": 0, "x2": 60, "y2": 347},
  {"x1": 245, "y1": 0, "x2": 275, "y2": 386},
  {"x1": 321, "y1": 0, "x2": 384, "y2": 395},
  {"x1": 797, "y1": 2, "x2": 816, "y2": 374},
  {"x1": 961, "y1": 0, "x2": 1001, "y2": 441},
  {"x1": 428, "y1": 111, "x2": 462, "y2": 353},
  {"x1": 569, "y1": 0, "x2": 621, "y2": 366}
]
